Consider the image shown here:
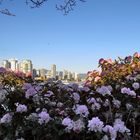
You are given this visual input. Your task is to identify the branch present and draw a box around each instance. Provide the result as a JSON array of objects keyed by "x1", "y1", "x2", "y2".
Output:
[
  {"x1": 26, "y1": 0, "x2": 48, "y2": 8},
  {"x1": 56, "y1": 0, "x2": 86, "y2": 15},
  {"x1": 0, "y1": 0, "x2": 86, "y2": 16},
  {"x1": 0, "y1": 8, "x2": 15, "y2": 16}
]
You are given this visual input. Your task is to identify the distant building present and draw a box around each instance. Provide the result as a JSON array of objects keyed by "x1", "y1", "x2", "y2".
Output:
[
  {"x1": 63, "y1": 70, "x2": 68, "y2": 80},
  {"x1": 19, "y1": 60, "x2": 33, "y2": 74},
  {"x1": 2, "y1": 60, "x2": 11, "y2": 69},
  {"x1": 77, "y1": 73, "x2": 87, "y2": 81},
  {"x1": 51, "y1": 64, "x2": 56, "y2": 78},
  {"x1": 58, "y1": 71, "x2": 63, "y2": 80},
  {"x1": 46, "y1": 70, "x2": 51, "y2": 79},
  {"x1": 68, "y1": 71, "x2": 72, "y2": 80},
  {"x1": 9, "y1": 59, "x2": 18, "y2": 71},
  {"x1": 32, "y1": 69, "x2": 37, "y2": 78},
  {"x1": 36, "y1": 70, "x2": 41, "y2": 77},
  {"x1": 40, "y1": 68, "x2": 47, "y2": 78},
  {"x1": 72, "y1": 72, "x2": 76, "y2": 80},
  {"x1": 0, "y1": 60, "x2": 2, "y2": 67}
]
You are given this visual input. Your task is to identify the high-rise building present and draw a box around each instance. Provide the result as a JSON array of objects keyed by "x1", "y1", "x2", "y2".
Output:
[
  {"x1": 9, "y1": 59, "x2": 18, "y2": 71},
  {"x1": 19, "y1": 60, "x2": 33, "y2": 74},
  {"x1": 0, "y1": 59, "x2": 2, "y2": 67},
  {"x1": 40, "y1": 68, "x2": 47, "y2": 78},
  {"x1": 72, "y1": 72, "x2": 76, "y2": 80},
  {"x1": 51, "y1": 64, "x2": 56, "y2": 78},
  {"x1": 63, "y1": 70, "x2": 68, "y2": 80},
  {"x1": 68, "y1": 71, "x2": 72, "y2": 80},
  {"x1": 32, "y1": 69, "x2": 37, "y2": 78},
  {"x1": 2, "y1": 60, "x2": 11, "y2": 69},
  {"x1": 58, "y1": 71, "x2": 63, "y2": 80},
  {"x1": 36, "y1": 70, "x2": 41, "y2": 77},
  {"x1": 46, "y1": 70, "x2": 51, "y2": 79}
]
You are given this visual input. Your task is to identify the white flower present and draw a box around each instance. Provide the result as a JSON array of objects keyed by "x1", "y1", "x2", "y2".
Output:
[
  {"x1": 16, "y1": 138, "x2": 25, "y2": 140},
  {"x1": 112, "y1": 99, "x2": 121, "y2": 109},
  {"x1": 114, "y1": 119, "x2": 131, "y2": 134},
  {"x1": 57, "y1": 102, "x2": 63, "y2": 108},
  {"x1": 121, "y1": 87, "x2": 136, "y2": 97},
  {"x1": 91, "y1": 102, "x2": 101, "y2": 110},
  {"x1": 82, "y1": 87, "x2": 90, "y2": 92},
  {"x1": 126, "y1": 103, "x2": 133, "y2": 110},
  {"x1": 72, "y1": 92, "x2": 80, "y2": 103},
  {"x1": 96, "y1": 86, "x2": 111, "y2": 96},
  {"x1": 0, "y1": 113, "x2": 12, "y2": 124},
  {"x1": 38, "y1": 111, "x2": 51, "y2": 124},
  {"x1": 74, "y1": 105, "x2": 89, "y2": 117},
  {"x1": 132, "y1": 82, "x2": 139, "y2": 90},
  {"x1": 16, "y1": 104, "x2": 27, "y2": 113},
  {"x1": 101, "y1": 135, "x2": 109, "y2": 140},
  {"x1": 26, "y1": 113, "x2": 38, "y2": 121},
  {"x1": 87, "y1": 98, "x2": 96, "y2": 104},
  {"x1": 73, "y1": 119, "x2": 85, "y2": 133},
  {"x1": 88, "y1": 117, "x2": 104, "y2": 132},
  {"x1": 45, "y1": 91, "x2": 54, "y2": 97},
  {"x1": 103, "y1": 125, "x2": 117, "y2": 140},
  {"x1": 107, "y1": 85, "x2": 113, "y2": 92},
  {"x1": 62, "y1": 117, "x2": 73, "y2": 132},
  {"x1": 104, "y1": 99, "x2": 110, "y2": 107}
]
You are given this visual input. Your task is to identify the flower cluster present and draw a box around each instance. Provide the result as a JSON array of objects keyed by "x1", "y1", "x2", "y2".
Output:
[
  {"x1": 16, "y1": 104, "x2": 27, "y2": 113},
  {"x1": 74, "y1": 105, "x2": 89, "y2": 117},
  {"x1": 88, "y1": 117, "x2": 104, "y2": 132},
  {"x1": 38, "y1": 110, "x2": 51, "y2": 124},
  {"x1": 0, "y1": 53, "x2": 140, "y2": 140},
  {"x1": 121, "y1": 87, "x2": 136, "y2": 97},
  {"x1": 0, "y1": 113, "x2": 12, "y2": 124}
]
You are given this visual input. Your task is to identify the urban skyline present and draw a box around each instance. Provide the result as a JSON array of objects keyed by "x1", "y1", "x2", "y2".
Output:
[
  {"x1": 0, "y1": 58, "x2": 87, "y2": 73},
  {"x1": 0, "y1": 58, "x2": 87, "y2": 81},
  {"x1": 0, "y1": 0, "x2": 140, "y2": 73}
]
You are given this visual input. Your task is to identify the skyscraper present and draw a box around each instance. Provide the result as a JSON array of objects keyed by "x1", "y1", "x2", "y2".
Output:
[
  {"x1": 19, "y1": 60, "x2": 33, "y2": 74},
  {"x1": 51, "y1": 64, "x2": 56, "y2": 78},
  {"x1": 2, "y1": 60, "x2": 11, "y2": 69},
  {"x1": 9, "y1": 59, "x2": 18, "y2": 71},
  {"x1": 40, "y1": 68, "x2": 47, "y2": 78}
]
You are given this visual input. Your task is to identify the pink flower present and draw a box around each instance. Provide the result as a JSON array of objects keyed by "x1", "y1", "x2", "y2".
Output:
[
  {"x1": 125, "y1": 56, "x2": 132, "y2": 63},
  {"x1": 99, "y1": 58, "x2": 105, "y2": 65},
  {"x1": 106, "y1": 59, "x2": 113, "y2": 64},
  {"x1": 133, "y1": 52, "x2": 140, "y2": 58},
  {"x1": 94, "y1": 76, "x2": 101, "y2": 82}
]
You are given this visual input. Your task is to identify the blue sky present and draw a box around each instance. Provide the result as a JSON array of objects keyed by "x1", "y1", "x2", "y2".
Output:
[{"x1": 0, "y1": 0, "x2": 140, "y2": 73}]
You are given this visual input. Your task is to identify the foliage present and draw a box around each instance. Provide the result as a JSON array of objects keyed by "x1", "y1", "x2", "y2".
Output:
[{"x1": 0, "y1": 53, "x2": 140, "y2": 140}]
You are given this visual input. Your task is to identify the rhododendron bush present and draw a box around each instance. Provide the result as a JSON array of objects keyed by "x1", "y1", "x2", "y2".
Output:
[{"x1": 0, "y1": 53, "x2": 140, "y2": 140}]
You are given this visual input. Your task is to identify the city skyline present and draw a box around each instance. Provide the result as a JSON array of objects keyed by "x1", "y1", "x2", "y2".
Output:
[
  {"x1": 0, "y1": 0, "x2": 140, "y2": 73},
  {"x1": 0, "y1": 58, "x2": 86, "y2": 75},
  {"x1": 1, "y1": 58, "x2": 87, "y2": 81}
]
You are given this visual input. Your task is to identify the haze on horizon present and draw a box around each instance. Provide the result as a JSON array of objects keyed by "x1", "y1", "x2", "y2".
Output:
[{"x1": 0, "y1": 0, "x2": 140, "y2": 73}]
